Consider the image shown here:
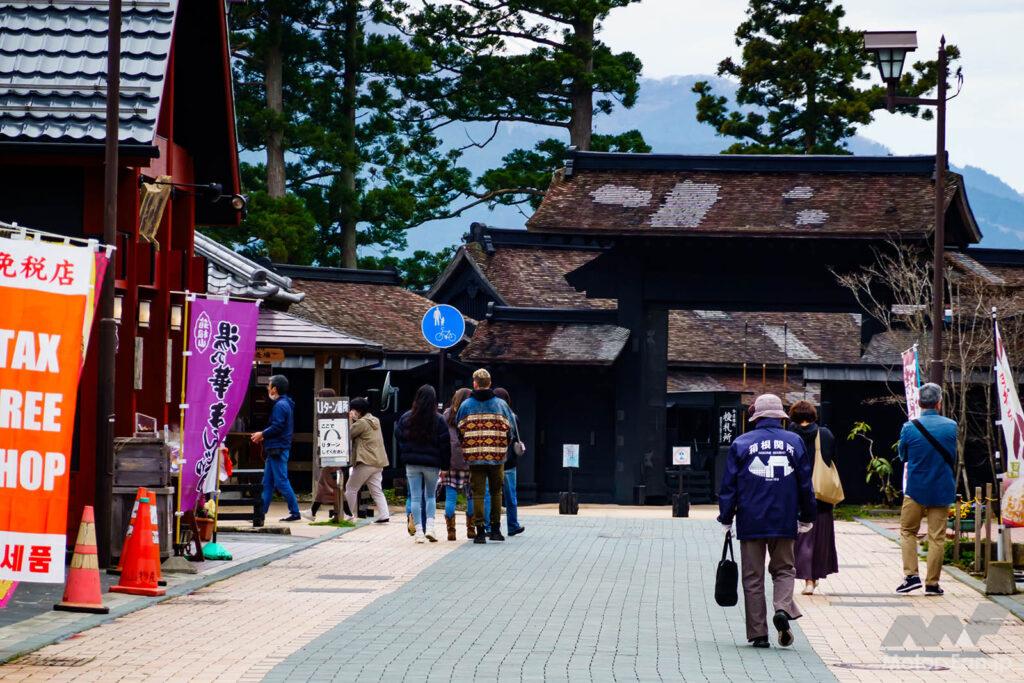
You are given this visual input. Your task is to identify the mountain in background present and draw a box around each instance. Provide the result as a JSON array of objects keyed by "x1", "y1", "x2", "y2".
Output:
[{"x1": 404, "y1": 75, "x2": 1024, "y2": 254}]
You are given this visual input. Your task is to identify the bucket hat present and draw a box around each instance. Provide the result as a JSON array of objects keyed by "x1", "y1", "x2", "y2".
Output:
[{"x1": 749, "y1": 394, "x2": 788, "y2": 422}]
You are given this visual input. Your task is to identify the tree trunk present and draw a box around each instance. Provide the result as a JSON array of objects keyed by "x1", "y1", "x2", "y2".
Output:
[
  {"x1": 265, "y1": 10, "x2": 286, "y2": 198},
  {"x1": 339, "y1": 0, "x2": 359, "y2": 268},
  {"x1": 567, "y1": 16, "x2": 594, "y2": 151},
  {"x1": 803, "y1": 78, "x2": 817, "y2": 153}
]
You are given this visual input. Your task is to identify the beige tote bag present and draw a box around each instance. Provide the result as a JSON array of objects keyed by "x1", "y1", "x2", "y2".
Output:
[{"x1": 811, "y1": 431, "x2": 845, "y2": 505}]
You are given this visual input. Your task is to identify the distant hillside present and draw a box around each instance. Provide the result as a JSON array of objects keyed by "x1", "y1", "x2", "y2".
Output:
[{"x1": 402, "y1": 75, "x2": 1024, "y2": 253}]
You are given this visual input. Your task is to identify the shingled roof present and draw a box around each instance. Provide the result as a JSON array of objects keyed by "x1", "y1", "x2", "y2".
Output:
[
  {"x1": 462, "y1": 320, "x2": 629, "y2": 366},
  {"x1": 278, "y1": 266, "x2": 439, "y2": 355},
  {"x1": 0, "y1": 1, "x2": 176, "y2": 145},
  {"x1": 440, "y1": 232, "x2": 864, "y2": 366},
  {"x1": 528, "y1": 152, "x2": 980, "y2": 244}
]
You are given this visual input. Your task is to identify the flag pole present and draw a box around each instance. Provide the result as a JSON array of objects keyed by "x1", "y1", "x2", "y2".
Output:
[
  {"x1": 992, "y1": 307, "x2": 1010, "y2": 562},
  {"x1": 174, "y1": 293, "x2": 192, "y2": 549}
]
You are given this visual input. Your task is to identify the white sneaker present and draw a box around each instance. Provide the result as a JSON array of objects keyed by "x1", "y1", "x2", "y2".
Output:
[
  {"x1": 414, "y1": 530, "x2": 426, "y2": 544},
  {"x1": 301, "y1": 510, "x2": 315, "y2": 522},
  {"x1": 424, "y1": 519, "x2": 437, "y2": 542}
]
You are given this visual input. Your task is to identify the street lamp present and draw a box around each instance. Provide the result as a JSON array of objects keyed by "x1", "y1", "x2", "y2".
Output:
[{"x1": 863, "y1": 30, "x2": 950, "y2": 385}]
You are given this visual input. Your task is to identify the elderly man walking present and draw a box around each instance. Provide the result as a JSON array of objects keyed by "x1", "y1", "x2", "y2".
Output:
[
  {"x1": 896, "y1": 382, "x2": 957, "y2": 596},
  {"x1": 718, "y1": 394, "x2": 817, "y2": 648}
]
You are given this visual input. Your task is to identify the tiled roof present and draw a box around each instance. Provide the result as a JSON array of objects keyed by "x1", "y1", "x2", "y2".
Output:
[
  {"x1": 457, "y1": 240, "x2": 864, "y2": 366},
  {"x1": 466, "y1": 242, "x2": 615, "y2": 310},
  {"x1": 462, "y1": 320, "x2": 629, "y2": 366},
  {"x1": 0, "y1": 2, "x2": 176, "y2": 145},
  {"x1": 257, "y1": 308, "x2": 380, "y2": 352},
  {"x1": 289, "y1": 278, "x2": 439, "y2": 354},
  {"x1": 528, "y1": 153, "x2": 971, "y2": 239},
  {"x1": 667, "y1": 310, "x2": 863, "y2": 366},
  {"x1": 196, "y1": 233, "x2": 304, "y2": 305},
  {"x1": 667, "y1": 369, "x2": 820, "y2": 406}
]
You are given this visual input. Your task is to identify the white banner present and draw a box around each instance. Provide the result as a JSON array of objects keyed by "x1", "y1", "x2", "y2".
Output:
[
  {"x1": 901, "y1": 346, "x2": 921, "y2": 493},
  {"x1": 994, "y1": 322, "x2": 1024, "y2": 527}
]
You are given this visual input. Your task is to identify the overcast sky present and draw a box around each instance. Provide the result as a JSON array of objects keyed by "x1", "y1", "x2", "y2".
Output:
[{"x1": 602, "y1": 0, "x2": 1024, "y2": 192}]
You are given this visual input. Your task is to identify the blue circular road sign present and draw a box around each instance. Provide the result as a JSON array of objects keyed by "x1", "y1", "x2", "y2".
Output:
[{"x1": 422, "y1": 304, "x2": 465, "y2": 349}]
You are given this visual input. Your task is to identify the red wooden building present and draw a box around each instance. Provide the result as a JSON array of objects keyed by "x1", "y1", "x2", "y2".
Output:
[{"x1": 0, "y1": 0, "x2": 242, "y2": 537}]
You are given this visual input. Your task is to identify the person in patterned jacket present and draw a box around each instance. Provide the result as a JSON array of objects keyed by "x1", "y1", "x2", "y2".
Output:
[{"x1": 456, "y1": 368, "x2": 516, "y2": 544}]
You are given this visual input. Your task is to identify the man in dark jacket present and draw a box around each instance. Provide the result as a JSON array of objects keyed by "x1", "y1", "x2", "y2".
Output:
[
  {"x1": 250, "y1": 374, "x2": 301, "y2": 522},
  {"x1": 896, "y1": 382, "x2": 957, "y2": 595},
  {"x1": 719, "y1": 394, "x2": 816, "y2": 649}
]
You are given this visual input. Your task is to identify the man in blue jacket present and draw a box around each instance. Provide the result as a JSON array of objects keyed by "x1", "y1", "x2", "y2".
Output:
[
  {"x1": 718, "y1": 394, "x2": 816, "y2": 649},
  {"x1": 896, "y1": 382, "x2": 957, "y2": 596},
  {"x1": 250, "y1": 374, "x2": 301, "y2": 522}
]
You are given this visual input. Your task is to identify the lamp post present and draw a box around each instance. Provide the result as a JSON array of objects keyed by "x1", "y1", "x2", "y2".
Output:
[{"x1": 863, "y1": 30, "x2": 949, "y2": 385}]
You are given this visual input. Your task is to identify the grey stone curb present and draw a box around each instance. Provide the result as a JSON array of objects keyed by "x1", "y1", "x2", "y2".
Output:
[
  {"x1": 0, "y1": 521, "x2": 366, "y2": 665},
  {"x1": 855, "y1": 516, "x2": 1024, "y2": 623}
]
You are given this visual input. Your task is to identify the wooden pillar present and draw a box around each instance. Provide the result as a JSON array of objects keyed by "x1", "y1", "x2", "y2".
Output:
[
  {"x1": 312, "y1": 353, "x2": 325, "y2": 499},
  {"x1": 331, "y1": 355, "x2": 343, "y2": 395},
  {"x1": 613, "y1": 249, "x2": 668, "y2": 504}
]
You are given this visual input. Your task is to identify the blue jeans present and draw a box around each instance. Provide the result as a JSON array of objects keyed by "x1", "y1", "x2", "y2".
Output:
[
  {"x1": 484, "y1": 467, "x2": 520, "y2": 533},
  {"x1": 406, "y1": 480, "x2": 428, "y2": 527},
  {"x1": 262, "y1": 448, "x2": 300, "y2": 516},
  {"x1": 406, "y1": 465, "x2": 439, "y2": 532},
  {"x1": 444, "y1": 485, "x2": 474, "y2": 519}
]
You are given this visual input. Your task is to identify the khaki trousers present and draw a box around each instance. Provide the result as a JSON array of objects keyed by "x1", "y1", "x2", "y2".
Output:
[
  {"x1": 470, "y1": 465, "x2": 503, "y2": 530},
  {"x1": 900, "y1": 496, "x2": 946, "y2": 586},
  {"x1": 344, "y1": 464, "x2": 390, "y2": 520},
  {"x1": 740, "y1": 538, "x2": 801, "y2": 641}
]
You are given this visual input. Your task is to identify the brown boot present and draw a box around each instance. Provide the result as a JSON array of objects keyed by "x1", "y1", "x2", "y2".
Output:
[
  {"x1": 406, "y1": 514, "x2": 416, "y2": 537},
  {"x1": 446, "y1": 516, "x2": 457, "y2": 541},
  {"x1": 466, "y1": 517, "x2": 476, "y2": 539}
]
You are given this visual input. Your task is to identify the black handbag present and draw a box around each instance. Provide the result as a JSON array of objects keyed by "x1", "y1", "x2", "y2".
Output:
[{"x1": 715, "y1": 531, "x2": 739, "y2": 607}]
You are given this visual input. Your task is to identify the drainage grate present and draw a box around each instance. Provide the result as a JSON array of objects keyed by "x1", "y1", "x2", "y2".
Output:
[
  {"x1": 317, "y1": 575, "x2": 393, "y2": 581},
  {"x1": 17, "y1": 655, "x2": 95, "y2": 668},
  {"x1": 835, "y1": 663, "x2": 949, "y2": 672},
  {"x1": 291, "y1": 587, "x2": 375, "y2": 594}
]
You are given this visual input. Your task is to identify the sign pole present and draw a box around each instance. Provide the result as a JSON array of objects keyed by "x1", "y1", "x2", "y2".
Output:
[
  {"x1": 174, "y1": 294, "x2": 191, "y2": 549},
  {"x1": 439, "y1": 349, "x2": 445, "y2": 399}
]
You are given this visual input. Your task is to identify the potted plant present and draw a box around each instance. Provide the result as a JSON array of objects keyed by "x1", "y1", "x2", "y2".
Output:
[{"x1": 195, "y1": 499, "x2": 216, "y2": 542}]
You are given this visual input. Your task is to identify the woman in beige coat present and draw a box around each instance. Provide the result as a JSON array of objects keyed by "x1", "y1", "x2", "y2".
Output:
[{"x1": 344, "y1": 397, "x2": 391, "y2": 523}]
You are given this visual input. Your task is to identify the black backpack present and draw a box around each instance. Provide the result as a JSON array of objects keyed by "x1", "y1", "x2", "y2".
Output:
[{"x1": 715, "y1": 530, "x2": 739, "y2": 607}]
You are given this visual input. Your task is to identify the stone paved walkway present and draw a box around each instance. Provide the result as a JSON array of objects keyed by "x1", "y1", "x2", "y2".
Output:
[{"x1": 0, "y1": 508, "x2": 1022, "y2": 682}]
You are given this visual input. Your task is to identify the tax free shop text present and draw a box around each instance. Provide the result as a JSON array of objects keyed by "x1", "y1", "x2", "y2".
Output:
[{"x1": 0, "y1": 329, "x2": 68, "y2": 492}]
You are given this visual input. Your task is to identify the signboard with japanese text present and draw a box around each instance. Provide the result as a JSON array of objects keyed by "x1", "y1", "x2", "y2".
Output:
[
  {"x1": 672, "y1": 446, "x2": 692, "y2": 466},
  {"x1": 0, "y1": 236, "x2": 97, "y2": 583},
  {"x1": 562, "y1": 444, "x2": 580, "y2": 469},
  {"x1": 316, "y1": 397, "x2": 350, "y2": 467},
  {"x1": 180, "y1": 299, "x2": 259, "y2": 514},
  {"x1": 994, "y1": 322, "x2": 1024, "y2": 527},
  {"x1": 901, "y1": 346, "x2": 921, "y2": 492},
  {"x1": 718, "y1": 407, "x2": 739, "y2": 444}
]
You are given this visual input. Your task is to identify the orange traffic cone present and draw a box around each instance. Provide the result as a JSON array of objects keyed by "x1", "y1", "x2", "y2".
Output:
[
  {"x1": 109, "y1": 487, "x2": 147, "y2": 576},
  {"x1": 110, "y1": 495, "x2": 165, "y2": 597},
  {"x1": 54, "y1": 506, "x2": 110, "y2": 614}
]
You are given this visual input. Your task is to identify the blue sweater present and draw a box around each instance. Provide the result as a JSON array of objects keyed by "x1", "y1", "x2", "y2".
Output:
[
  {"x1": 718, "y1": 419, "x2": 817, "y2": 540},
  {"x1": 262, "y1": 395, "x2": 294, "y2": 450},
  {"x1": 898, "y1": 410, "x2": 956, "y2": 507}
]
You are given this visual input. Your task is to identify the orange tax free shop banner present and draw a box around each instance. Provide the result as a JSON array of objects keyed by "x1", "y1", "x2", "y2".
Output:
[{"x1": 0, "y1": 236, "x2": 95, "y2": 583}]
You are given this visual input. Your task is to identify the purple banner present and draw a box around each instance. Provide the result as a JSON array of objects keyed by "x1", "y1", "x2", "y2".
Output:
[{"x1": 180, "y1": 298, "x2": 259, "y2": 513}]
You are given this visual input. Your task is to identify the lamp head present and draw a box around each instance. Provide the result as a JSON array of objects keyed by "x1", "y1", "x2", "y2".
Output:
[{"x1": 863, "y1": 31, "x2": 918, "y2": 83}]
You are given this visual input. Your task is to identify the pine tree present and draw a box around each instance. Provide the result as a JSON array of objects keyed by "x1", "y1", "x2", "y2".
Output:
[
  {"x1": 693, "y1": 0, "x2": 959, "y2": 154},
  {"x1": 399, "y1": 0, "x2": 648, "y2": 210}
]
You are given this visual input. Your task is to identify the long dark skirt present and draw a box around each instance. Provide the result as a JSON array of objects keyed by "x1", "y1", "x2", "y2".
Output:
[{"x1": 795, "y1": 508, "x2": 838, "y2": 580}]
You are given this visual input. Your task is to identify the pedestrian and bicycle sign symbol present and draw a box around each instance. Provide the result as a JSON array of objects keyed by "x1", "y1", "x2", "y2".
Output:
[{"x1": 421, "y1": 304, "x2": 465, "y2": 349}]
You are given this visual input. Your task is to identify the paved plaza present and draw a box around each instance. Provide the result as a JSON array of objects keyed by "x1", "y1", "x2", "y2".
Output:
[{"x1": 0, "y1": 508, "x2": 1022, "y2": 682}]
